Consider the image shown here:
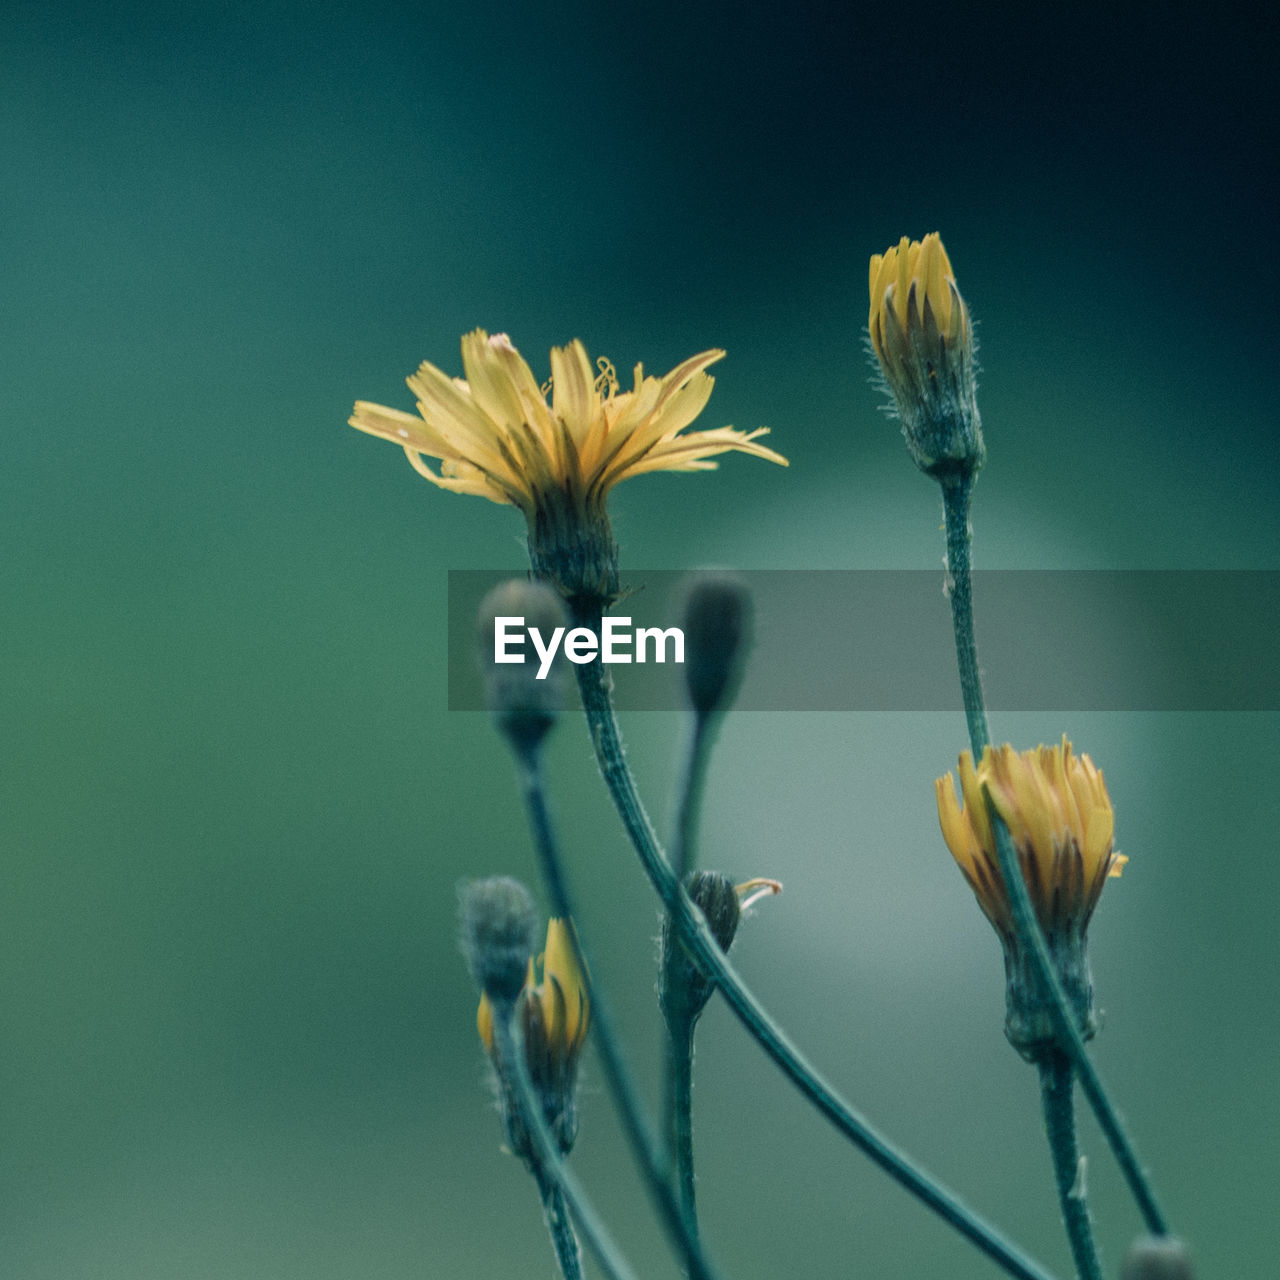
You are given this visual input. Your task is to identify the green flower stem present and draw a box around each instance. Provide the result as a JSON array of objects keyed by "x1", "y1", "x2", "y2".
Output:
[
  {"x1": 664, "y1": 1008, "x2": 699, "y2": 1237},
  {"x1": 662, "y1": 709, "x2": 716, "y2": 1239},
  {"x1": 514, "y1": 743, "x2": 724, "y2": 1280},
  {"x1": 941, "y1": 474, "x2": 992, "y2": 753},
  {"x1": 490, "y1": 1003, "x2": 636, "y2": 1280},
  {"x1": 533, "y1": 1172, "x2": 586, "y2": 1280},
  {"x1": 939, "y1": 473, "x2": 1169, "y2": 1237},
  {"x1": 1039, "y1": 1051, "x2": 1103, "y2": 1280},
  {"x1": 674, "y1": 714, "x2": 714, "y2": 881},
  {"x1": 572, "y1": 642, "x2": 1060, "y2": 1280}
]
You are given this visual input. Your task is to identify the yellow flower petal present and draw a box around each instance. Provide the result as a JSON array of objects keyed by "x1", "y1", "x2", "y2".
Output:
[
  {"x1": 352, "y1": 335, "x2": 785, "y2": 527},
  {"x1": 476, "y1": 993, "x2": 494, "y2": 1054},
  {"x1": 543, "y1": 918, "x2": 588, "y2": 1052}
]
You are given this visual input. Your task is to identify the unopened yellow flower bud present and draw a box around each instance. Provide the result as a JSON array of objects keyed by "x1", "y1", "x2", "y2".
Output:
[
  {"x1": 476, "y1": 917, "x2": 590, "y2": 1156},
  {"x1": 868, "y1": 234, "x2": 984, "y2": 480}
]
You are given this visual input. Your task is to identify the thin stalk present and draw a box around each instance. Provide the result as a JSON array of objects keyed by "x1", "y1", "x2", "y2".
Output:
[
  {"x1": 490, "y1": 1004, "x2": 637, "y2": 1280},
  {"x1": 532, "y1": 1170, "x2": 585, "y2": 1280},
  {"x1": 940, "y1": 474, "x2": 1169, "y2": 1236},
  {"x1": 662, "y1": 708, "x2": 715, "y2": 1238},
  {"x1": 941, "y1": 474, "x2": 991, "y2": 753},
  {"x1": 674, "y1": 714, "x2": 714, "y2": 881},
  {"x1": 665, "y1": 1011, "x2": 699, "y2": 1234},
  {"x1": 1039, "y1": 1050, "x2": 1103, "y2": 1280},
  {"x1": 514, "y1": 744, "x2": 724, "y2": 1280},
  {"x1": 572, "y1": 642, "x2": 1061, "y2": 1280}
]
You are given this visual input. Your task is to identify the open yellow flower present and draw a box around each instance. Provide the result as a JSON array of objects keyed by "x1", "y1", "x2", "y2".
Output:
[
  {"x1": 351, "y1": 330, "x2": 786, "y2": 607},
  {"x1": 868, "y1": 233, "x2": 983, "y2": 479},
  {"x1": 935, "y1": 737, "x2": 1127, "y2": 1052}
]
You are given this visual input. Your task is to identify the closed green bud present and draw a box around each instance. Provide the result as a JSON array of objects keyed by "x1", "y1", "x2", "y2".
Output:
[
  {"x1": 681, "y1": 574, "x2": 753, "y2": 717},
  {"x1": 459, "y1": 877, "x2": 538, "y2": 1004},
  {"x1": 659, "y1": 872, "x2": 779, "y2": 1030},
  {"x1": 1122, "y1": 1237, "x2": 1193, "y2": 1280},
  {"x1": 660, "y1": 871, "x2": 740, "y2": 1029},
  {"x1": 477, "y1": 580, "x2": 569, "y2": 751}
]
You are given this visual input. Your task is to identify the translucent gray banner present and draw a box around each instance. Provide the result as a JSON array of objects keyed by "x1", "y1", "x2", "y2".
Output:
[{"x1": 448, "y1": 570, "x2": 1280, "y2": 711}]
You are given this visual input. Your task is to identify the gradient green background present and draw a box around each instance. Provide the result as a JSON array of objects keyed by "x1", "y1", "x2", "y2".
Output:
[{"x1": 3, "y1": 2, "x2": 1275, "y2": 1276}]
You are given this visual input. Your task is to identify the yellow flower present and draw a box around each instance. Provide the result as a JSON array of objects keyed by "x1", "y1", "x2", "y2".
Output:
[
  {"x1": 476, "y1": 918, "x2": 590, "y2": 1153},
  {"x1": 351, "y1": 330, "x2": 786, "y2": 607},
  {"x1": 936, "y1": 737, "x2": 1127, "y2": 942},
  {"x1": 936, "y1": 737, "x2": 1127, "y2": 1054},
  {"x1": 867, "y1": 233, "x2": 983, "y2": 479},
  {"x1": 476, "y1": 917, "x2": 589, "y2": 1153},
  {"x1": 868, "y1": 234, "x2": 969, "y2": 368}
]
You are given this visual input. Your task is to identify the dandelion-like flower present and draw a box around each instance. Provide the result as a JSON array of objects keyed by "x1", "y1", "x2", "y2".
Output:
[
  {"x1": 477, "y1": 917, "x2": 590, "y2": 1154},
  {"x1": 868, "y1": 233, "x2": 984, "y2": 480},
  {"x1": 351, "y1": 330, "x2": 786, "y2": 610},
  {"x1": 935, "y1": 737, "x2": 1128, "y2": 1054}
]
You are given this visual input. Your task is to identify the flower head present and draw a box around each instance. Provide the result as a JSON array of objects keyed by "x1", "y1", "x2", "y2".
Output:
[
  {"x1": 868, "y1": 233, "x2": 984, "y2": 480},
  {"x1": 351, "y1": 330, "x2": 786, "y2": 609},
  {"x1": 477, "y1": 917, "x2": 589, "y2": 1154},
  {"x1": 935, "y1": 737, "x2": 1127, "y2": 1053},
  {"x1": 936, "y1": 737, "x2": 1126, "y2": 940}
]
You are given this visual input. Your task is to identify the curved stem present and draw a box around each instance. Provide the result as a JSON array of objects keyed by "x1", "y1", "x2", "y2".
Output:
[
  {"x1": 940, "y1": 475, "x2": 1169, "y2": 1237},
  {"x1": 1039, "y1": 1051, "x2": 1103, "y2": 1280},
  {"x1": 514, "y1": 745, "x2": 723, "y2": 1280},
  {"x1": 490, "y1": 1005, "x2": 637, "y2": 1280},
  {"x1": 573, "y1": 645, "x2": 1060, "y2": 1280}
]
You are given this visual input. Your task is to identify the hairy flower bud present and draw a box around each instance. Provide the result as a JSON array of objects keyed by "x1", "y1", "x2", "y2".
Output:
[
  {"x1": 868, "y1": 233, "x2": 984, "y2": 481},
  {"x1": 459, "y1": 877, "x2": 539, "y2": 1005}
]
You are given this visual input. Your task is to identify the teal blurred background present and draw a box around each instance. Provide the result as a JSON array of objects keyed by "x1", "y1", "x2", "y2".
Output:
[{"x1": 2, "y1": 1, "x2": 1276, "y2": 1276}]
